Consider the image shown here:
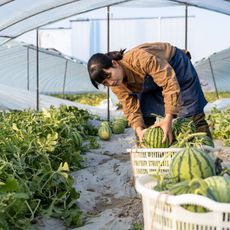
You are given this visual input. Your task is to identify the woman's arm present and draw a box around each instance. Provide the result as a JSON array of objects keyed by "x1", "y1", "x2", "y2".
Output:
[
  {"x1": 130, "y1": 49, "x2": 179, "y2": 143},
  {"x1": 111, "y1": 84, "x2": 145, "y2": 131}
]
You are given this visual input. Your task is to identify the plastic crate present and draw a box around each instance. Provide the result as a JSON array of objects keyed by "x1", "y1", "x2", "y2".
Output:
[
  {"x1": 136, "y1": 175, "x2": 230, "y2": 230},
  {"x1": 127, "y1": 146, "x2": 216, "y2": 178}
]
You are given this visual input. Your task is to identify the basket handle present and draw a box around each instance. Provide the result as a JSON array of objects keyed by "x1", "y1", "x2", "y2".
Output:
[
  {"x1": 167, "y1": 193, "x2": 230, "y2": 211},
  {"x1": 136, "y1": 176, "x2": 230, "y2": 212}
]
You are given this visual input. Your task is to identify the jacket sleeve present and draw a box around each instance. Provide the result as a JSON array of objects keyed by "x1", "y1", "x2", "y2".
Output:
[
  {"x1": 111, "y1": 84, "x2": 145, "y2": 130},
  {"x1": 129, "y1": 49, "x2": 180, "y2": 115}
]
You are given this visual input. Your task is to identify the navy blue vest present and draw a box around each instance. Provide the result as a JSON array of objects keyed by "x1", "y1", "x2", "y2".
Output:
[{"x1": 138, "y1": 47, "x2": 207, "y2": 118}]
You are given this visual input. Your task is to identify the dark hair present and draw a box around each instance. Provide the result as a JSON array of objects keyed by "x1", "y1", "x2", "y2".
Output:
[{"x1": 87, "y1": 49, "x2": 126, "y2": 89}]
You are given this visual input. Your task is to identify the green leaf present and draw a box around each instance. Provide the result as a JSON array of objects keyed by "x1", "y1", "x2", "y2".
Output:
[{"x1": 0, "y1": 177, "x2": 18, "y2": 192}]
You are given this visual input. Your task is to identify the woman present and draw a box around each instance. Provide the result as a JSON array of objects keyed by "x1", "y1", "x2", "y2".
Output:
[{"x1": 87, "y1": 42, "x2": 211, "y2": 144}]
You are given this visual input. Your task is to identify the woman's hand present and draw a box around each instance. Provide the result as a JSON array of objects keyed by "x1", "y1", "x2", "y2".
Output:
[
  {"x1": 135, "y1": 126, "x2": 147, "y2": 142},
  {"x1": 153, "y1": 114, "x2": 173, "y2": 144}
]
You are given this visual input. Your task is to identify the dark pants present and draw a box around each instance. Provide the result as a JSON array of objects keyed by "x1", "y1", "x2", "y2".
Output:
[
  {"x1": 187, "y1": 112, "x2": 212, "y2": 139},
  {"x1": 143, "y1": 116, "x2": 156, "y2": 127}
]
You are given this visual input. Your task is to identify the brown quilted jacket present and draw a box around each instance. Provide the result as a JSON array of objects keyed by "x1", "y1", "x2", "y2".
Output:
[{"x1": 111, "y1": 42, "x2": 180, "y2": 130}]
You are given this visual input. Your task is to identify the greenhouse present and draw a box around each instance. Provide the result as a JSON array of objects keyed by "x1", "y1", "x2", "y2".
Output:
[
  {"x1": 0, "y1": 1, "x2": 229, "y2": 229},
  {"x1": 0, "y1": 41, "x2": 95, "y2": 94}
]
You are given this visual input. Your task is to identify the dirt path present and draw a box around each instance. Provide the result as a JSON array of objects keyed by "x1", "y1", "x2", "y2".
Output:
[{"x1": 72, "y1": 128, "x2": 143, "y2": 230}]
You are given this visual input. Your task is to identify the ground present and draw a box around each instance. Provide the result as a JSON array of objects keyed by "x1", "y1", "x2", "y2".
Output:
[{"x1": 36, "y1": 128, "x2": 230, "y2": 230}]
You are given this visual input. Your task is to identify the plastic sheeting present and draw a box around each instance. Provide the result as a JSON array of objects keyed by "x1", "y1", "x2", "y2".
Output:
[
  {"x1": 195, "y1": 47, "x2": 230, "y2": 92},
  {"x1": 0, "y1": 83, "x2": 228, "y2": 115},
  {"x1": 119, "y1": 0, "x2": 230, "y2": 16},
  {"x1": 0, "y1": 0, "x2": 229, "y2": 113},
  {"x1": 0, "y1": 83, "x2": 123, "y2": 119},
  {"x1": 164, "y1": 0, "x2": 230, "y2": 15},
  {"x1": 0, "y1": 0, "x2": 229, "y2": 45},
  {"x1": 0, "y1": 0, "x2": 143, "y2": 45},
  {"x1": 0, "y1": 41, "x2": 97, "y2": 94}
]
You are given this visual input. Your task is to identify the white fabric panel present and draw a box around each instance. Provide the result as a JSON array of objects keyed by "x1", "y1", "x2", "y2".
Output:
[
  {"x1": 159, "y1": 16, "x2": 194, "y2": 48},
  {"x1": 71, "y1": 21, "x2": 92, "y2": 62}
]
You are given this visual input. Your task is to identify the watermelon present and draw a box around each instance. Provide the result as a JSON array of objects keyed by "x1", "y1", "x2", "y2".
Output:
[
  {"x1": 100, "y1": 121, "x2": 110, "y2": 127},
  {"x1": 143, "y1": 127, "x2": 169, "y2": 148},
  {"x1": 204, "y1": 176, "x2": 230, "y2": 203},
  {"x1": 98, "y1": 125, "x2": 112, "y2": 140},
  {"x1": 112, "y1": 120, "x2": 125, "y2": 134},
  {"x1": 169, "y1": 178, "x2": 215, "y2": 213},
  {"x1": 172, "y1": 117, "x2": 196, "y2": 140},
  {"x1": 169, "y1": 146, "x2": 216, "y2": 182},
  {"x1": 72, "y1": 131, "x2": 83, "y2": 148},
  {"x1": 115, "y1": 117, "x2": 128, "y2": 128},
  {"x1": 183, "y1": 205, "x2": 208, "y2": 213}
]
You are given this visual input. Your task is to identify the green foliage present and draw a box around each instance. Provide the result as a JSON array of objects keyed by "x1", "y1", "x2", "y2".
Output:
[
  {"x1": 0, "y1": 105, "x2": 99, "y2": 229},
  {"x1": 51, "y1": 93, "x2": 107, "y2": 106},
  {"x1": 204, "y1": 91, "x2": 230, "y2": 103},
  {"x1": 206, "y1": 106, "x2": 230, "y2": 146},
  {"x1": 172, "y1": 117, "x2": 196, "y2": 141},
  {"x1": 130, "y1": 223, "x2": 143, "y2": 230},
  {"x1": 171, "y1": 132, "x2": 214, "y2": 148}
]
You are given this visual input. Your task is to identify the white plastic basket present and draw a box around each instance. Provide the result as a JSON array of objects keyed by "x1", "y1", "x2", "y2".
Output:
[
  {"x1": 136, "y1": 175, "x2": 230, "y2": 230},
  {"x1": 127, "y1": 146, "x2": 216, "y2": 178}
]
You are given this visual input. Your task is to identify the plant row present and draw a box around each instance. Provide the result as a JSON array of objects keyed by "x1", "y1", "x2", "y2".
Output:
[{"x1": 0, "y1": 105, "x2": 99, "y2": 229}]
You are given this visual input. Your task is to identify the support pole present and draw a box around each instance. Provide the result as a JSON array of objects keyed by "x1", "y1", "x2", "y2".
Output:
[
  {"x1": 27, "y1": 47, "x2": 30, "y2": 91},
  {"x1": 208, "y1": 58, "x2": 219, "y2": 99},
  {"x1": 36, "y1": 28, "x2": 39, "y2": 111},
  {"x1": 62, "y1": 60, "x2": 68, "y2": 99},
  {"x1": 185, "y1": 4, "x2": 188, "y2": 50},
  {"x1": 107, "y1": 5, "x2": 110, "y2": 121}
]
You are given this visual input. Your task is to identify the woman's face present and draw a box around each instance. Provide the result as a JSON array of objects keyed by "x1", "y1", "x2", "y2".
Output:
[{"x1": 102, "y1": 60, "x2": 124, "y2": 87}]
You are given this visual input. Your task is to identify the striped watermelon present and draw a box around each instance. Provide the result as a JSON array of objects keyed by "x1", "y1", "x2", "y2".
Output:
[
  {"x1": 112, "y1": 120, "x2": 125, "y2": 134},
  {"x1": 183, "y1": 204, "x2": 208, "y2": 213},
  {"x1": 100, "y1": 121, "x2": 110, "y2": 127},
  {"x1": 98, "y1": 125, "x2": 112, "y2": 140},
  {"x1": 169, "y1": 178, "x2": 215, "y2": 213},
  {"x1": 169, "y1": 179, "x2": 209, "y2": 212},
  {"x1": 172, "y1": 117, "x2": 196, "y2": 140},
  {"x1": 169, "y1": 146, "x2": 216, "y2": 182},
  {"x1": 143, "y1": 127, "x2": 169, "y2": 148},
  {"x1": 72, "y1": 131, "x2": 83, "y2": 148},
  {"x1": 115, "y1": 117, "x2": 128, "y2": 128},
  {"x1": 205, "y1": 176, "x2": 230, "y2": 203}
]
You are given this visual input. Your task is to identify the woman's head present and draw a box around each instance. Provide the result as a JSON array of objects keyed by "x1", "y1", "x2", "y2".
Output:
[{"x1": 87, "y1": 49, "x2": 125, "y2": 89}]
